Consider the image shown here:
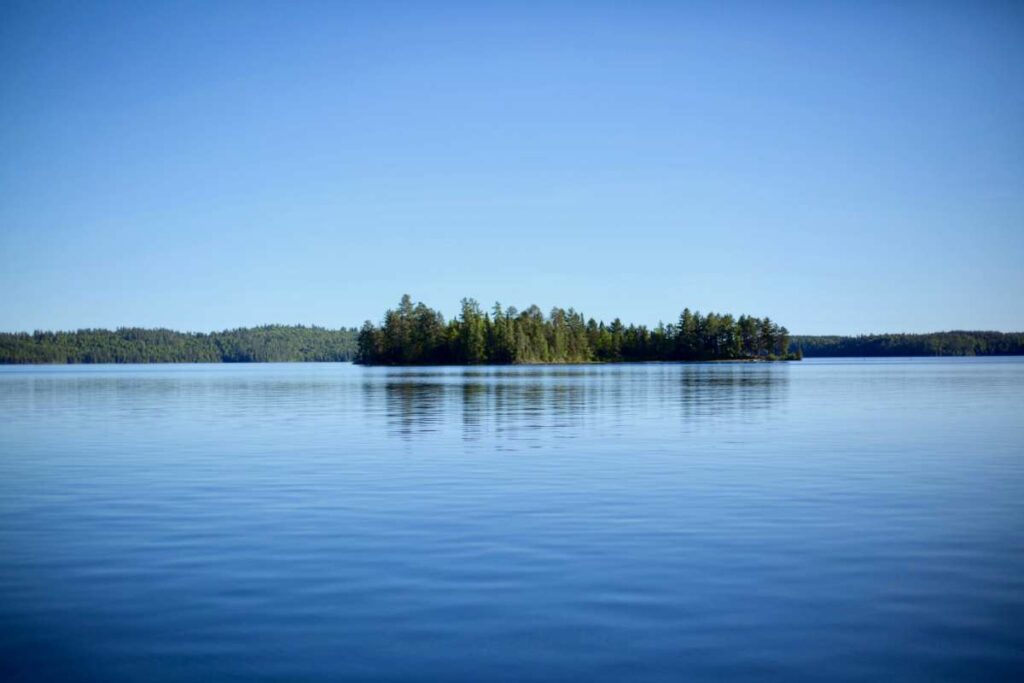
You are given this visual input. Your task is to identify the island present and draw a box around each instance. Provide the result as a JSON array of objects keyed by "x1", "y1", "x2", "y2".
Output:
[{"x1": 355, "y1": 295, "x2": 796, "y2": 365}]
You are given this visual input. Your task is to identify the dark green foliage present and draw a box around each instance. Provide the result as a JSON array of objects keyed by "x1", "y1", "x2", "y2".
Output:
[
  {"x1": 0, "y1": 326, "x2": 358, "y2": 364},
  {"x1": 12, "y1": 313, "x2": 1016, "y2": 366},
  {"x1": 356, "y1": 295, "x2": 795, "y2": 365},
  {"x1": 792, "y1": 332, "x2": 1024, "y2": 357}
]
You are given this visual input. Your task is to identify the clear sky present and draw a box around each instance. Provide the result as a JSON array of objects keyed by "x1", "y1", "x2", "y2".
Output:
[{"x1": 1, "y1": 1, "x2": 1022, "y2": 334}]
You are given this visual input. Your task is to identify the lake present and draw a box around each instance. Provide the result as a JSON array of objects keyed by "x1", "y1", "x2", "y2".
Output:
[{"x1": 1, "y1": 359, "x2": 1022, "y2": 681}]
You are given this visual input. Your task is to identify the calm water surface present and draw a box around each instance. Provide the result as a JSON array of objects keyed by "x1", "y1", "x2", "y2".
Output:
[{"x1": 1, "y1": 359, "x2": 1022, "y2": 681}]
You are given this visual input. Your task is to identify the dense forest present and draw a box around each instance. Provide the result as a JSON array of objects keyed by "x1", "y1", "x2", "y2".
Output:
[
  {"x1": 0, "y1": 326, "x2": 358, "y2": 364},
  {"x1": 3, "y1": 314, "x2": 1020, "y2": 366},
  {"x1": 356, "y1": 295, "x2": 795, "y2": 365},
  {"x1": 793, "y1": 332, "x2": 1024, "y2": 357}
]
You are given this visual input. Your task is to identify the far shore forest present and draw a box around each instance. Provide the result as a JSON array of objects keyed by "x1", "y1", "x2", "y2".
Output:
[{"x1": 0, "y1": 295, "x2": 1022, "y2": 364}]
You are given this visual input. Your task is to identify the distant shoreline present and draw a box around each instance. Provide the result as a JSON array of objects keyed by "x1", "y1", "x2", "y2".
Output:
[
  {"x1": 2, "y1": 326, "x2": 1021, "y2": 365},
  {"x1": 2, "y1": 356, "x2": 1023, "y2": 367}
]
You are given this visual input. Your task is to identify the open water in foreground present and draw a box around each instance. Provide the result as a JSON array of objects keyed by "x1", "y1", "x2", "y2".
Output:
[{"x1": 1, "y1": 358, "x2": 1022, "y2": 681}]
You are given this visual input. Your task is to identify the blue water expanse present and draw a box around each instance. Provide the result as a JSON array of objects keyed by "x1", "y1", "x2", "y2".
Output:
[{"x1": 1, "y1": 359, "x2": 1022, "y2": 681}]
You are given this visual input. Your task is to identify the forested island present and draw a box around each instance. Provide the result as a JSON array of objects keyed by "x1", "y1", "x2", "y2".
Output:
[
  {"x1": 356, "y1": 295, "x2": 795, "y2": 365},
  {"x1": 0, "y1": 326, "x2": 357, "y2": 364},
  {"x1": 793, "y1": 332, "x2": 1024, "y2": 357}
]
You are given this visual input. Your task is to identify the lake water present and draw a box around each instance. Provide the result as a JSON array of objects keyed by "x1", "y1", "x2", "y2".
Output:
[{"x1": 1, "y1": 359, "x2": 1022, "y2": 681}]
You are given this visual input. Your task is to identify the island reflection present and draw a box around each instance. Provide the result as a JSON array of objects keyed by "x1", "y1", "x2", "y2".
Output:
[{"x1": 362, "y1": 364, "x2": 790, "y2": 443}]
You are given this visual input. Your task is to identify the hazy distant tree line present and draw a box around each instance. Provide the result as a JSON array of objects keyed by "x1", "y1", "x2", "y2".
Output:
[
  {"x1": 0, "y1": 326, "x2": 358, "y2": 364},
  {"x1": 356, "y1": 295, "x2": 794, "y2": 365},
  {"x1": 793, "y1": 332, "x2": 1024, "y2": 357},
  {"x1": 4, "y1": 317, "x2": 1019, "y2": 366}
]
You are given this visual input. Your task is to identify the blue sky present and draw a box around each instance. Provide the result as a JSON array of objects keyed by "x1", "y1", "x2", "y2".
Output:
[{"x1": 1, "y1": 1, "x2": 1022, "y2": 334}]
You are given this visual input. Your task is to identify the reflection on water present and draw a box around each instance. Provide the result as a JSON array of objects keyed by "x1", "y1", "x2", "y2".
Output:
[
  {"x1": 0, "y1": 360, "x2": 1023, "y2": 682},
  {"x1": 368, "y1": 364, "x2": 790, "y2": 442}
]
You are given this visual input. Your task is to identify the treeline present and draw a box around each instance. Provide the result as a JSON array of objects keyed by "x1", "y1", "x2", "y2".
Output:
[
  {"x1": 0, "y1": 326, "x2": 358, "y2": 364},
  {"x1": 356, "y1": 295, "x2": 794, "y2": 365},
  {"x1": 793, "y1": 331, "x2": 1024, "y2": 357}
]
